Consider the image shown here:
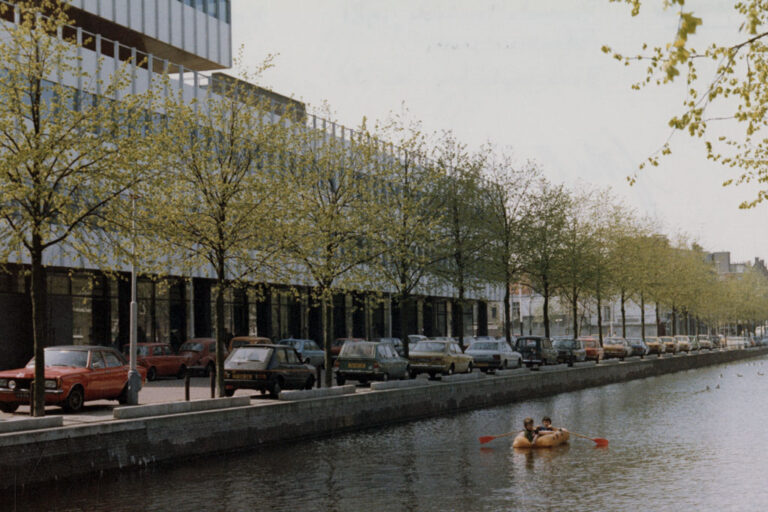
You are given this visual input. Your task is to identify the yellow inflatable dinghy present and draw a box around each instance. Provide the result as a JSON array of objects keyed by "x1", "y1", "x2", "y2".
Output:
[{"x1": 512, "y1": 429, "x2": 570, "y2": 448}]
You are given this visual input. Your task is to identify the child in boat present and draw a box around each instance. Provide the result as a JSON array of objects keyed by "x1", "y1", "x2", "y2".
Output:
[
  {"x1": 536, "y1": 416, "x2": 554, "y2": 433},
  {"x1": 523, "y1": 417, "x2": 539, "y2": 443}
]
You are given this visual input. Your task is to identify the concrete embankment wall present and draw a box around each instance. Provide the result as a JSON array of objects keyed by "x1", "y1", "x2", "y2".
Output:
[{"x1": 2, "y1": 347, "x2": 766, "y2": 491}]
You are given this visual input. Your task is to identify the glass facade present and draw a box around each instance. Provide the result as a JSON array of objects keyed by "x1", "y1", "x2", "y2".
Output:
[{"x1": 180, "y1": 0, "x2": 231, "y2": 23}]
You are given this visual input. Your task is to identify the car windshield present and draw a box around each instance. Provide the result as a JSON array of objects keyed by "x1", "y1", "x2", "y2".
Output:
[
  {"x1": 553, "y1": 340, "x2": 577, "y2": 349},
  {"x1": 229, "y1": 347, "x2": 272, "y2": 363},
  {"x1": 28, "y1": 350, "x2": 88, "y2": 368},
  {"x1": 340, "y1": 343, "x2": 376, "y2": 358},
  {"x1": 413, "y1": 341, "x2": 447, "y2": 352},
  {"x1": 469, "y1": 342, "x2": 499, "y2": 351},
  {"x1": 516, "y1": 339, "x2": 539, "y2": 348},
  {"x1": 605, "y1": 339, "x2": 622, "y2": 344},
  {"x1": 279, "y1": 339, "x2": 298, "y2": 347},
  {"x1": 180, "y1": 342, "x2": 202, "y2": 352}
]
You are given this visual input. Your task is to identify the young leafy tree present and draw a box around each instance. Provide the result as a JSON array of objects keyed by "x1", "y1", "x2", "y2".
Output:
[
  {"x1": 519, "y1": 181, "x2": 571, "y2": 338},
  {"x1": 606, "y1": 1, "x2": 768, "y2": 207},
  {"x1": 0, "y1": 1, "x2": 155, "y2": 415},
  {"x1": 370, "y1": 114, "x2": 447, "y2": 357},
  {"x1": 555, "y1": 189, "x2": 598, "y2": 339},
  {"x1": 278, "y1": 113, "x2": 385, "y2": 386},
  {"x1": 432, "y1": 133, "x2": 490, "y2": 348},
  {"x1": 150, "y1": 68, "x2": 285, "y2": 397},
  {"x1": 483, "y1": 153, "x2": 540, "y2": 345}
]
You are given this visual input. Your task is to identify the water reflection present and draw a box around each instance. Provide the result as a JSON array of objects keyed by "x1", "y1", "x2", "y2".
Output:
[{"x1": 5, "y1": 355, "x2": 768, "y2": 511}]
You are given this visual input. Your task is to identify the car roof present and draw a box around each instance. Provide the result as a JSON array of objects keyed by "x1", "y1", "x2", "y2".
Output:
[{"x1": 45, "y1": 345, "x2": 113, "y2": 351}]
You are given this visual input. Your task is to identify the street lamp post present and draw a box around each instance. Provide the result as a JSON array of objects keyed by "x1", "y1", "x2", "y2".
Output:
[{"x1": 125, "y1": 194, "x2": 142, "y2": 405}]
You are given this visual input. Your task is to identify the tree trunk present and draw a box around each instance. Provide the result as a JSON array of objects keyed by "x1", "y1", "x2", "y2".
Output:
[
  {"x1": 455, "y1": 297, "x2": 464, "y2": 349},
  {"x1": 683, "y1": 309, "x2": 689, "y2": 335},
  {"x1": 640, "y1": 292, "x2": 646, "y2": 340},
  {"x1": 503, "y1": 268, "x2": 511, "y2": 346},
  {"x1": 543, "y1": 280, "x2": 550, "y2": 339},
  {"x1": 214, "y1": 260, "x2": 226, "y2": 397},
  {"x1": 30, "y1": 233, "x2": 47, "y2": 417},
  {"x1": 655, "y1": 302, "x2": 661, "y2": 336},
  {"x1": 320, "y1": 292, "x2": 333, "y2": 388},
  {"x1": 620, "y1": 289, "x2": 626, "y2": 338},
  {"x1": 571, "y1": 287, "x2": 578, "y2": 339},
  {"x1": 671, "y1": 305, "x2": 677, "y2": 336},
  {"x1": 597, "y1": 289, "x2": 603, "y2": 347},
  {"x1": 400, "y1": 293, "x2": 410, "y2": 358}
]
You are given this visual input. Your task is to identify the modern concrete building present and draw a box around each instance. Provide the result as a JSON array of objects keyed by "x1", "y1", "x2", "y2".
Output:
[{"x1": 0, "y1": 0, "x2": 497, "y2": 369}]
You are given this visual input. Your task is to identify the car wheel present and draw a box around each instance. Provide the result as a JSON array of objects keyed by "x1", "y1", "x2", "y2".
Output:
[
  {"x1": 502, "y1": 360, "x2": 508, "y2": 370},
  {"x1": 0, "y1": 402, "x2": 19, "y2": 413},
  {"x1": 147, "y1": 367, "x2": 157, "y2": 382},
  {"x1": 382, "y1": 373, "x2": 389, "y2": 382},
  {"x1": 401, "y1": 366, "x2": 410, "y2": 380},
  {"x1": 466, "y1": 362, "x2": 473, "y2": 374},
  {"x1": 517, "y1": 359, "x2": 522, "y2": 369},
  {"x1": 270, "y1": 378, "x2": 283, "y2": 397},
  {"x1": 336, "y1": 375, "x2": 346, "y2": 386},
  {"x1": 541, "y1": 359, "x2": 547, "y2": 366},
  {"x1": 409, "y1": 370, "x2": 417, "y2": 379},
  {"x1": 63, "y1": 386, "x2": 84, "y2": 413},
  {"x1": 224, "y1": 388, "x2": 235, "y2": 397},
  {"x1": 446, "y1": 364, "x2": 455, "y2": 376},
  {"x1": 305, "y1": 375, "x2": 315, "y2": 389},
  {"x1": 568, "y1": 357, "x2": 574, "y2": 368},
  {"x1": 620, "y1": 356, "x2": 625, "y2": 361},
  {"x1": 428, "y1": 371, "x2": 436, "y2": 379},
  {"x1": 177, "y1": 365, "x2": 187, "y2": 379}
]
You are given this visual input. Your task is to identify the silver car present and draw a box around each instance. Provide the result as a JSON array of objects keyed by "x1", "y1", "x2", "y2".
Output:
[
  {"x1": 278, "y1": 338, "x2": 325, "y2": 368},
  {"x1": 465, "y1": 340, "x2": 523, "y2": 371}
]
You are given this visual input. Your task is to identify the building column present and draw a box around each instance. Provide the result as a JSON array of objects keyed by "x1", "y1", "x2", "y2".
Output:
[
  {"x1": 247, "y1": 287, "x2": 259, "y2": 336},
  {"x1": 186, "y1": 279, "x2": 195, "y2": 340},
  {"x1": 416, "y1": 298, "x2": 424, "y2": 335},
  {"x1": 345, "y1": 293, "x2": 354, "y2": 338},
  {"x1": 446, "y1": 301, "x2": 453, "y2": 338}
]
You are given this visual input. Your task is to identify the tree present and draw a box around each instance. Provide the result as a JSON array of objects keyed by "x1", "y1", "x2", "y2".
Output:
[
  {"x1": 370, "y1": 113, "x2": 447, "y2": 357},
  {"x1": 150, "y1": 68, "x2": 286, "y2": 397},
  {"x1": 606, "y1": 1, "x2": 768, "y2": 207},
  {"x1": 556, "y1": 189, "x2": 598, "y2": 339},
  {"x1": 432, "y1": 133, "x2": 489, "y2": 348},
  {"x1": 519, "y1": 181, "x2": 571, "y2": 338},
  {"x1": 483, "y1": 154, "x2": 540, "y2": 345},
  {"x1": 0, "y1": 1, "x2": 155, "y2": 416},
  {"x1": 279, "y1": 112, "x2": 385, "y2": 387}
]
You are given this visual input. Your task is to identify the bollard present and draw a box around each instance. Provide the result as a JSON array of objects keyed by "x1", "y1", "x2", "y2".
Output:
[
  {"x1": 316, "y1": 365, "x2": 322, "y2": 389},
  {"x1": 184, "y1": 372, "x2": 190, "y2": 401},
  {"x1": 209, "y1": 368, "x2": 215, "y2": 398}
]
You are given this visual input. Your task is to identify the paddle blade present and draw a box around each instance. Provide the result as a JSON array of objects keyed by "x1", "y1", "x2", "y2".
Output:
[
  {"x1": 478, "y1": 435, "x2": 496, "y2": 444},
  {"x1": 593, "y1": 438, "x2": 609, "y2": 447}
]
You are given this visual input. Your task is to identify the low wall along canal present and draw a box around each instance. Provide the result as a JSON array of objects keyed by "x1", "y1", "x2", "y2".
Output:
[{"x1": 2, "y1": 347, "x2": 766, "y2": 491}]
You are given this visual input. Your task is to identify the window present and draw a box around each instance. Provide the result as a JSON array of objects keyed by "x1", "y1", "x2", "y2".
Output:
[
  {"x1": 491, "y1": 306, "x2": 497, "y2": 320},
  {"x1": 285, "y1": 349, "x2": 299, "y2": 364},
  {"x1": 91, "y1": 351, "x2": 106, "y2": 369},
  {"x1": 104, "y1": 351, "x2": 123, "y2": 368},
  {"x1": 276, "y1": 348, "x2": 288, "y2": 363}
]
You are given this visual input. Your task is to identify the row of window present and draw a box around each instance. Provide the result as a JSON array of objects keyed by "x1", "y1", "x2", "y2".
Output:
[{"x1": 179, "y1": 0, "x2": 231, "y2": 23}]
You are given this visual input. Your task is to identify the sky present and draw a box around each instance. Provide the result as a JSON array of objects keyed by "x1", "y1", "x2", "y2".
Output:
[{"x1": 230, "y1": 0, "x2": 766, "y2": 263}]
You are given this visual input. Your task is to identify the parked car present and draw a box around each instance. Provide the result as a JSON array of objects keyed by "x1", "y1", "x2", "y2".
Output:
[
  {"x1": 711, "y1": 335, "x2": 723, "y2": 348},
  {"x1": 688, "y1": 336, "x2": 700, "y2": 351},
  {"x1": 603, "y1": 337, "x2": 632, "y2": 360},
  {"x1": 228, "y1": 336, "x2": 271, "y2": 352},
  {"x1": 178, "y1": 338, "x2": 221, "y2": 376},
  {"x1": 627, "y1": 338, "x2": 649, "y2": 358},
  {"x1": 514, "y1": 336, "x2": 558, "y2": 368},
  {"x1": 126, "y1": 342, "x2": 187, "y2": 381},
  {"x1": 465, "y1": 339, "x2": 523, "y2": 371},
  {"x1": 223, "y1": 344, "x2": 315, "y2": 397},
  {"x1": 374, "y1": 337, "x2": 405, "y2": 357},
  {"x1": 552, "y1": 339, "x2": 587, "y2": 366},
  {"x1": 408, "y1": 340, "x2": 473, "y2": 378},
  {"x1": 0, "y1": 345, "x2": 147, "y2": 413},
  {"x1": 674, "y1": 335, "x2": 691, "y2": 352},
  {"x1": 726, "y1": 336, "x2": 748, "y2": 349},
  {"x1": 696, "y1": 335, "x2": 713, "y2": 350},
  {"x1": 278, "y1": 338, "x2": 325, "y2": 368},
  {"x1": 497, "y1": 335, "x2": 517, "y2": 347},
  {"x1": 578, "y1": 336, "x2": 604, "y2": 363},
  {"x1": 659, "y1": 336, "x2": 678, "y2": 354},
  {"x1": 335, "y1": 341, "x2": 410, "y2": 385},
  {"x1": 331, "y1": 338, "x2": 366, "y2": 359},
  {"x1": 644, "y1": 337, "x2": 666, "y2": 356}
]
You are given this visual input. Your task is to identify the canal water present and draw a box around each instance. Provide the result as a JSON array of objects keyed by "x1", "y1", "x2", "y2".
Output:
[{"x1": 8, "y1": 355, "x2": 768, "y2": 511}]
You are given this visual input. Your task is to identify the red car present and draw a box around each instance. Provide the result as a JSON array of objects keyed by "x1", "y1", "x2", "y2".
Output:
[
  {"x1": 0, "y1": 345, "x2": 146, "y2": 413},
  {"x1": 178, "y1": 338, "x2": 222, "y2": 376},
  {"x1": 126, "y1": 343, "x2": 188, "y2": 381},
  {"x1": 578, "y1": 336, "x2": 604, "y2": 363}
]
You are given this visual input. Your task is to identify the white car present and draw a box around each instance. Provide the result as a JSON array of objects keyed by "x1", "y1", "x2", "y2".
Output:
[{"x1": 465, "y1": 340, "x2": 522, "y2": 371}]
